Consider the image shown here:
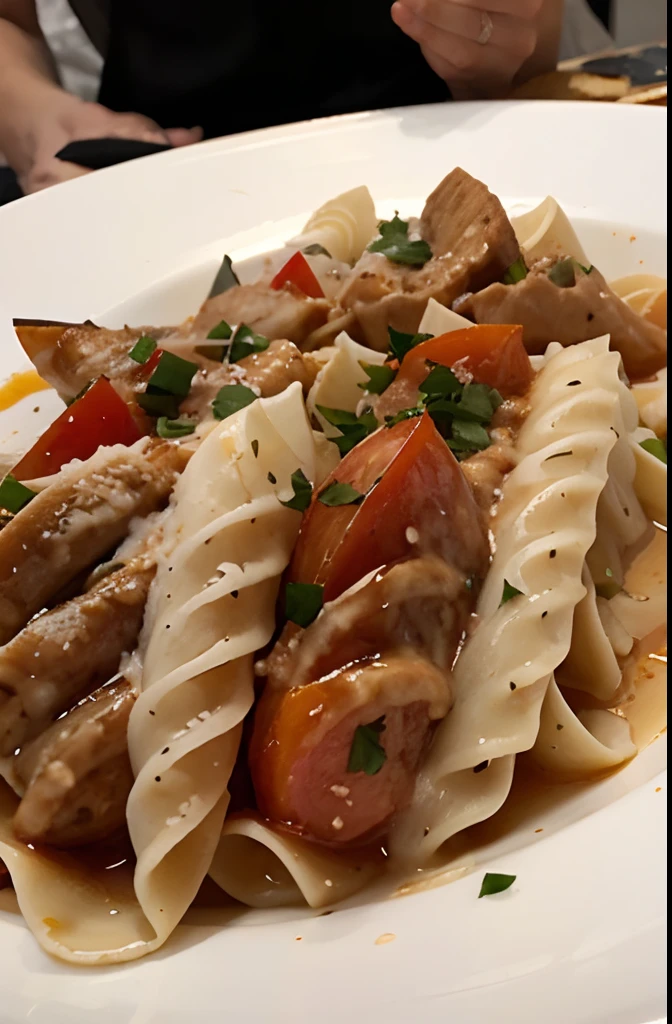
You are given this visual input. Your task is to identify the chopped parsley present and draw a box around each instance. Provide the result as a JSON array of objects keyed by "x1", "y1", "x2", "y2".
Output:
[
  {"x1": 211, "y1": 384, "x2": 257, "y2": 421},
  {"x1": 548, "y1": 258, "x2": 593, "y2": 289},
  {"x1": 358, "y1": 363, "x2": 397, "y2": 395},
  {"x1": 228, "y1": 324, "x2": 270, "y2": 363},
  {"x1": 279, "y1": 469, "x2": 313, "y2": 512},
  {"x1": 156, "y1": 416, "x2": 196, "y2": 438},
  {"x1": 316, "y1": 405, "x2": 378, "y2": 456},
  {"x1": 251, "y1": 439, "x2": 259, "y2": 458},
  {"x1": 207, "y1": 320, "x2": 233, "y2": 340},
  {"x1": 387, "y1": 327, "x2": 433, "y2": 363},
  {"x1": 448, "y1": 419, "x2": 491, "y2": 454},
  {"x1": 285, "y1": 581, "x2": 324, "y2": 628},
  {"x1": 137, "y1": 351, "x2": 198, "y2": 419},
  {"x1": 302, "y1": 243, "x2": 332, "y2": 258},
  {"x1": 0, "y1": 474, "x2": 37, "y2": 514},
  {"x1": 128, "y1": 336, "x2": 157, "y2": 364},
  {"x1": 207, "y1": 254, "x2": 240, "y2": 299},
  {"x1": 639, "y1": 437, "x2": 667, "y2": 464},
  {"x1": 318, "y1": 481, "x2": 364, "y2": 507},
  {"x1": 347, "y1": 716, "x2": 387, "y2": 775},
  {"x1": 500, "y1": 580, "x2": 523, "y2": 605},
  {"x1": 478, "y1": 872, "x2": 516, "y2": 898},
  {"x1": 367, "y1": 215, "x2": 433, "y2": 267},
  {"x1": 502, "y1": 256, "x2": 528, "y2": 285}
]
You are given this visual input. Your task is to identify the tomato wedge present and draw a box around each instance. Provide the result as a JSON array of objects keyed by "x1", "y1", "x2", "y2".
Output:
[
  {"x1": 13, "y1": 376, "x2": 142, "y2": 481},
  {"x1": 270, "y1": 251, "x2": 325, "y2": 299},
  {"x1": 289, "y1": 411, "x2": 487, "y2": 602},
  {"x1": 377, "y1": 324, "x2": 532, "y2": 421}
]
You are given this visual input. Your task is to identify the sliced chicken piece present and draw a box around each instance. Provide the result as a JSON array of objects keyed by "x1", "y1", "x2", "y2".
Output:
[
  {"x1": 12, "y1": 678, "x2": 135, "y2": 848},
  {"x1": 0, "y1": 440, "x2": 185, "y2": 645},
  {"x1": 337, "y1": 168, "x2": 520, "y2": 350},
  {"x1": 251, "y1": 557, "x2": 471, "y2": 844},
  {"x1": 180, "y1": 339, "x2": 317, "y2": 418},
  {"x1": 459, "y1": 261, "x2": 667, "y2": 380},
  {"x1": 0, "y1": 557, "x2": 154, "y2": 757},
  {"x1": 14, "y1": 321, "x2": 179, "y2": 401},
  {"x1": 192, "y1": 282, "x2": 331, "y2": 347}
]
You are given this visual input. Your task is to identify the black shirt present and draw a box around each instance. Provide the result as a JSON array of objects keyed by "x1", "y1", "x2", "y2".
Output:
[{"x1": 96, "y1": 0, "x2": 450, "y2": 138}]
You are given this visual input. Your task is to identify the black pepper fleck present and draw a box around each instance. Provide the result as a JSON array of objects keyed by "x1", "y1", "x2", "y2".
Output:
[
  {"x1": 556, "y1": 724, "x2": 564, "y2": 731},
  {"x1": 473, "y1": 760, "x2": 489, "y2": 774},
  {"x1": 155, "y1": 776, "x2": 161, "y2": 782},
  {"x1": 251, "y1": 439, "x2": 259, "y2": 458},
  {"x1": 550, "y1": 549, "x2": 557, "y2": 558},
  {"x1": 33, "y1": 406, "x2": 40, "y2": 413},
  {"x1": 510, "y1": 682, "x2": 517, "y2": 691},
  {"x1": 267, "y1": 472, "x2": 277, "y2": 484},
  {"x1": 567, "y1": 380, "x2": 581, "y2": 386},
  {"x1": 250, "y1": 518, "x2": 256, "y2": 524},
  {"x1": 587, "y1": 312, "x2": 594, "y2": 321},
  {"x1": 231, "y1": 590, "x2": 239, "y2": 599},
  {"x1": 541, "y1": 611, "x2": 548, "y2": 619},
  {"x1": 149, "y1": 710, "x2": 155, "y2": 716},
  {"x1": 161, "y1": 747, "x2": 170, "y2": 754}
]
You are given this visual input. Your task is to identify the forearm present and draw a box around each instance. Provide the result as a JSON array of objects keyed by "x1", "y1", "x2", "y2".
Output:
[{"x1": 0, "y1": 12, "x2": 77, "y2": 175}]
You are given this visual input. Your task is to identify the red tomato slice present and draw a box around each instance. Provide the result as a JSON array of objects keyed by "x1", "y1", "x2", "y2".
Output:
[
  {"x1": 270, "y1": 252, "x2": 325, "y2": 299},
  {"x1": 13, "y1": 376, "x2": 142, "y2": 481},
  {"x1": 378, "y1": 325, "x2": 532, "y2": 420},
  {"x1": 289, "y1": 411, "x2": 487, "y2": 602}
]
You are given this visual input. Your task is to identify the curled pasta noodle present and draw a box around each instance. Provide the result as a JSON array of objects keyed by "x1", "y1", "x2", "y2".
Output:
[
  {"x1": 528, "y1": 678, "x2": 637, "y2": 777},
  {"x1": 209, "y1": 816, "x2": 379, "y2": 909},
  {"x1": 391, "y1": 336, "x2": 629, "y2": 863},
  {"x1": 510, "y1": 196, "x2": 589, "y2": 265},
  {"x1": 631, "y1": 426, "x2": 667, "y2": 526},
  {"x1": 288, "y1": 186, "x2": 378, "y2": 264},
  {"x1": 417, "y1": 297, "x2": 472, "y2": 335},
  {"x1": 610, "y1": 274, "x2": 667, "y2": 330},
  {"x1": 306, "y1": 331, "x2": 386, "y2": 435}
]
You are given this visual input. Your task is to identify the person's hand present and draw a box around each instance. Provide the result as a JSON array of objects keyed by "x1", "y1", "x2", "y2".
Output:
[
  {"x1": 391, "y1": 0, "x2": 545, "y2": 99},
  {"x1": 19, "y1": 91, "x2": 202, "y2": 194}
]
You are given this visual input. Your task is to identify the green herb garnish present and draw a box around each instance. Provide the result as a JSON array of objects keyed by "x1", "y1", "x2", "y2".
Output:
[
  {"x1": 211, "y1": 384, "x2": 257, "y2": 421},
  {"x1": 388, "y1": 327, "x2": 433, "y2": 363},
  {"x1": 279, "y1": 469, "x2": 313, "y2": 512},
  {"x1": 318, "y1": 481, "x2": 364, "y2": 507},
  {"x1": 384, "y1": 406, "x2": 424, "y2": 429},
  {"x1": 316, "y1": 405, "x2": 378, "y2": 456},
  {"x1": 302, "y1": 243, "x2": 332, "y2": 258},
  {"x1": 500, "y1": 580, "x2": 523, "y2": 605},
  {"x1": 285, "y1": 581, "x2": 324, "y2": 628},
  {"x1": 503, "y1": 256, "x2": 528, "y2": 285},
  {"x1": 548, "y1": 257, "x2": 577, "y2": 288},
  {"x1": 368, "y1": 215, "x2": 433, "y2": 267},
  {"x1": 229, "y1": 324, "x2": 270, "y2": 363},
  {"x1": 0, "y1": 474, "x2": 37, "y2": 514},
  {"x1": 128, "y1": 336, "x2": 157, "y2": 364},
  {"x1": 207, "y1": 254, "x2": 240, "y2": 299},
  {"x1": 639, "y1": 437, "x2": 667, "y2": 464},
  {"x1": 478, "y1": 872, "x2": 516, "y2": 898},
  {"x1": 156, "y1": 417, "x2": 196, "y2": 439},
  {"x1": 358, "y1": 363, "x2": 397, "y2": 395},
  {"x1": 419, "y1": 363, "x2": 462, "y2": 399},
  {"x1": 137, "y1": 350, "x2": 198, "y2": 418},
  {"x1": 347, "y1": 716, "x2": 387, "y2": 775},
  {"x1": 448, "y1": 419, "x2": 491, "y2": 453},
  {"x1": 207, "y1": 320, "x2": 233, "y2": 340}
]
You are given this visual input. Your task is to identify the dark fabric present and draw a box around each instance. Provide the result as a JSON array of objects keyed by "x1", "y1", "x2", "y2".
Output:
[
  {"x1": 586, "y1": 0, "x2": 612, "y2": 30},
  {"x1": 580, "y1": 45, "x2": 667, "y2": 87},
  {"x1": 0, "y1": 167, "x2": 23, "y2": 206},
  {"x1": 98, "y1": 1, "x2": 450, "y2": 138},
  {"x1": 67, "y1": 0, "x2": 111, "y2": 57},
  {"x1": 55, "y1": 138, "x2": 171, "y2": 169}
]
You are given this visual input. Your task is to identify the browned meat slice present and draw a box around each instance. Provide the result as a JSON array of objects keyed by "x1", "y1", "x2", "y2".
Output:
[
  {"x1": 252, "y1": 557, "x2": 470, "y2": 844},
  {"x1": 180, "y1": 340, "x2": 318, "y2": 418},
  {"x1": 336, "y1": 168, "x2": 520, "y2": 350},
  {"x1": 0, "y1": 440, "x2": 185, "y2": 645},
  {"x1": 15, "y1": 322, "x2": 179, "y2": 401},
  {"x1": 192, "y1": 282, "x2": 332, "y2": 347},
  {"x1": 0, "y1": 558, "x2": 154, "y2": 757},
  {"x1": 459, "y1": 262, "x2": 667, "y2": 381},
  {"x1": 419, "y1": 166, "x2": 520, "y2": 273},
  {"x1": 12, "y1": 678, "x2": 135, "y2": 847}
]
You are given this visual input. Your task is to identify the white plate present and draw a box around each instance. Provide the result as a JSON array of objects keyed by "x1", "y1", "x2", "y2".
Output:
[{"x1": 0, "y1": 101, "x2": 666, "y2": 1024}]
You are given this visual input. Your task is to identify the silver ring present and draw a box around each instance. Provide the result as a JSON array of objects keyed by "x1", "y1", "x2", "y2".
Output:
[{"x1": 477, "y1": 10, "x2": 494, "y2": 45}]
